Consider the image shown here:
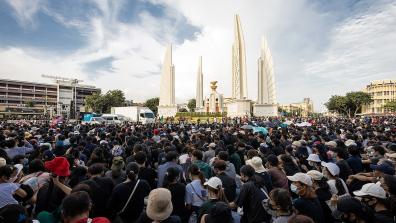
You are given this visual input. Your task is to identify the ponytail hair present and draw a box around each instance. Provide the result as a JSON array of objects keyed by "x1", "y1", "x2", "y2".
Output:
[
  {"x1": 126, "y1": 162, "x2": 139, "y2": 180},
  {"x1": 188, "y1": 164, "x2": 205, "y2": 186},
  {"x1": 207, "y1": 186, "x2": 228, "y2": 203}
]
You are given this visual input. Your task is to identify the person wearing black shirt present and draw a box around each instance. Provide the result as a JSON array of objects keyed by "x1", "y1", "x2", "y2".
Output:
[
  {"x1": 230, "y1": 165, "x2": 270, "y2": 223},
  {"x1": 107, "y1": 163, "x2": 151, "y2": 223},
  {"x1": 135, "y1": 151, "x2": 157, "y2": 189},
  {"x1": 163, "y1": 167, "x2": 188, "y2": 223},
  {"x1": 80, "y1": 163, "x2": 114, "y2": 218},
  {"x1": 213, "y1": 160, "x2": 237, "y2": 202}
]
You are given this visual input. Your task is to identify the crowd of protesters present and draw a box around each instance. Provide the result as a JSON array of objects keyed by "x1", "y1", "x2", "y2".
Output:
[{"x1": 0, "y1": 115, "x2": 395, "y2": 223}]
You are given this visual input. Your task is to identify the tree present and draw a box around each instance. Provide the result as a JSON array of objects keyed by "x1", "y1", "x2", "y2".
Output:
[
  {"x1": 26, "y1": 100, "x2": 35, "y2": 107},
  {"x1": 187, "y1": 99, "x2": 196, "y2": 112},
  {"x1": 144, "y1": 97, "x2": 159, "y2": 115},
  {"x1": 325, "y1": 91, "x2": 372, "y2": 117},
  {"x1": 85, "y1": 92, "x2": 103, "y2": 113},
  {"x1": 179, "y1": 108, "x2": 188, "y2": 112},
  {"x1": 384, "y1": 100, "x2": 396, "y2": 112},
  {"x1": 345, "y1": 91, "x2": 372, "y2": 116},
  {"x1": 84, "y1": 90, "x2": 125, "y2": 113},
  {"x1": 325, "y1": 95, "x2": 349, "y2": 116},
  {"x1": 102, "y1": 90, "x2": 125, "y2": 113}
]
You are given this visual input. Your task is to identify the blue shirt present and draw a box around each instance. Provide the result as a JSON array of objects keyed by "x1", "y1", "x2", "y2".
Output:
[
  {"x1": 5, "y1": 145, "x2": 34, "y2": 160},
  {"x1": 0, "y1": 183, "x2": 20, "y2": 208},
  {"x1": 185, "y1": 179, "x2": 207, "y2": 207},
  {"x1": 157, "y1": 162, "x2": 183, "y2": 187}
]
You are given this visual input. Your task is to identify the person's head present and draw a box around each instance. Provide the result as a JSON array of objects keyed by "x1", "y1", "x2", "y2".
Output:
[
  {"x1": 0, "y1": 204, "x2": 29, "y2": 223},
  {"x1": 246, "y1": 149, "x2": 258, "y2": 160},
  {"x1": 321, "y1": 162, "x2": 340, "y2": 179},
  {"x1": 126, "y1": 162, "x2": 139, "y2": 180},
  {"x1": 163, "y1": 167, "x2": 180, "y2": 187},
  {"x1": 217, "y1": 151, "x2": 229, "y2": 161},
  {"x1": 28, "y1": 159, "x2": 45, "y2": 173},
  {"x1": 268, "y1": 188, "x2": 292, "y2": 215},
  {"x1": 204, "y1": 177, "x2": 227, "y2": 202},
  {"x1": 287, "y1": 173, "x2": 315, "y2": 198},
  {"x1": 287, "y1": 214, "x2": 314, "y2": 223},
  {"x1": 61, "y1": 191, "x2": 92, "y2": 223},
  {"x1": 165, "y1": 151, "x2": 178, "y2": 162},
  {"x1": 134, "y1": 151, "x2": 147, "y2": 165},
  {"x1": 188, "y1": 164, "x2": 205, "y2": 185},
  {"x1": 191, "y1": 150, "x2": 203, "y2": 161},
  {"x1": 146, "y1": 188, "x2": 173, "y2": 221},
  {"x1": 0, "y1": 165, "x2": 13, "y2": 183},
  {"x1": 87, "y1": 163, "x2": 105, "y2": 177},
  {"x1": 205, "y1": 202, "x2": 233, "y2": 223},
  {"x1": 380, "y1": 174, "x2": 396, "y2": 196},
  {"x1": 370, "y1": 163, "x2": 395, "y2": 178},
  {"x1": 226, "y1": 145, "x2": 235, "y2": 154},
  {"x1": 353, "y1": 183, "x2": 388, "y2": 210},
  {"x1": 306, "y1": 170, "x2": 329, "y2": 190},
  {"x1": 266, "y1": 154, "x2": 279, "y2": 168},
  {"x1": 239, "y1": 165, "x2": 255, "y2": 183},
  {"x1": 336, "y1": 196, "x2": 373, "y2": 223},
  {"x1": 372, "y1": 145, "x2": 386, "y2": 156},
  {"x1": 213, "y1": 160, "x2": 227, "y2": 175}
]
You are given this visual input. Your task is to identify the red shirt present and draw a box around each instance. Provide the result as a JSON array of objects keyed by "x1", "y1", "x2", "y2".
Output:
[{"x1": 75, "y1": 217, "x2": 110, "y2": 223}]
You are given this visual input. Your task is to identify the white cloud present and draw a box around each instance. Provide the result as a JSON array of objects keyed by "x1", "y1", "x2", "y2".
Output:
[
  {"x1": 5, "y1": 0, "x2": 42, "y2": 28},
  {"x1": 1, "y1": 0, "x2": 396, "y2": 112}
]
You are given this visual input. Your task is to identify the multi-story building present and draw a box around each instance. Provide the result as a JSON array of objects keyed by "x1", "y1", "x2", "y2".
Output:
[
  {"x1": 362, "y1": 80, "x2": 396, "y2": 114},
  {"x1": 0, "y1": 78, "x2": 100, "y2": 119},
  {"x1": 279, "y1": 98, "x2": 314, "y2": 117}
]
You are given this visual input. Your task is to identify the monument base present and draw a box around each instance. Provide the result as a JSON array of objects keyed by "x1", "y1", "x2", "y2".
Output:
[
  {"x1": 253, "y1": 104, "x2": 278, "y2": 117},
  {"x1": 158, "y1": 105, "x2": 178, "y2": 118},
  {"x1": 226, "y1": 99, "x2": 251, "y2": 118}
]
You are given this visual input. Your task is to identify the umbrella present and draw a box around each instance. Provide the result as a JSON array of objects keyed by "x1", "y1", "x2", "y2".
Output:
[
  {"x1": 253, "y1": 127, "x2": 268, "y2": 135},
  {"x1": 282, "y1": 120, "x2": 293, "y2": 125},
  {"x1": 240, "y1": 125, "x2": 254, "y2": 130}
]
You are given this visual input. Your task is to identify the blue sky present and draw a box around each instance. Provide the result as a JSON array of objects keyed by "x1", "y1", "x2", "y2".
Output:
[{"x1": 1, "y1": 0, "x2": 395, "y2": 111}]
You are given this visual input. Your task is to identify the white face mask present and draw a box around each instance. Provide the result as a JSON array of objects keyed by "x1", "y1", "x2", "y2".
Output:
[{"x1": 290, "y1": 184, "x2": 298, "y2": 194}]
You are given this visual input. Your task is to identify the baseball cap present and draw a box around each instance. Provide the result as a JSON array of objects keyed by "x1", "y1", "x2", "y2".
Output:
[
  {"x1": 370, "y1": 163, "x2": 395, "y2": 175},
  {"x1": 353, "y1": 183, "x2": 387, "y2": 199},
  {"x1": 307, "y1": 154, "x2": 321, "y2": 163},
  {"x1": 208, "y1": 143, "x2": 216, "y2": 148},
  {"x1": 325, "y1": 141, "x2": 337, "y2": 148},
  {"x1": 204, "y1": 177, "x2": 222, "y2": 189},
  {"x1": 287, "y1": 173, "x2": 313, "y2": 186},
  {"x1": 345, "y1": 139, "x2": 357, "y2": 147},
  {"x1": 0, "y1": 157, "x2": 6, "y2": 167},
  {"x1": 321, "y1": 162, "x2": 340, "y2": 176}
]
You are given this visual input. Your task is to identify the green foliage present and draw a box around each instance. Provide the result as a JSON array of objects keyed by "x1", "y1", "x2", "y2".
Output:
[
  {"x1": 187, "y1": 99, "x2": 196, "y2": 112},
  {"x1": 26, "y1": 100, "x2": 35, "y2": 107},
  {"x1": 144, "y1": 97, "x2": 160, "y2": 115},
  {"x1": 325, "y1": 91, "x2": 372, "y2": 117},
  {"x1": 384, "y1": 100, "x2": 396, "y2": 112},
  {"x1": 84, "y1": 90, "x2": 125, "y2": 113}
]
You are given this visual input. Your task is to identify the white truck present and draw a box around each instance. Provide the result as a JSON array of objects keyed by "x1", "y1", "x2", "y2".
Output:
[{"x1": 111, "y1": 106, "x2": 155, "y2": 124}]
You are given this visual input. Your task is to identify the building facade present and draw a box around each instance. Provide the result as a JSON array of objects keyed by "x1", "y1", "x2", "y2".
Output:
[
  {"x1": 0, "y1": 78, "x2": 100, "y2": 119},
  {"x1": 279, "y1": 98, "x2": 314, "y2": 117},
  {"x1": 362, "y1": 80, "x2": 396, "y2": 114}
]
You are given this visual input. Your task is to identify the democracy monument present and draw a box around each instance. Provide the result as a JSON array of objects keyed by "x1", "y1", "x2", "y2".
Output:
[{"x1": 158, "y1": 14, "x2": 278, "y2": 118}]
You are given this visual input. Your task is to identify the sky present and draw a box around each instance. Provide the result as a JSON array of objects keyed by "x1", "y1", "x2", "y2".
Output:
[{"x1": 1, "y1": 0, "x2": 396, "y2": 112}]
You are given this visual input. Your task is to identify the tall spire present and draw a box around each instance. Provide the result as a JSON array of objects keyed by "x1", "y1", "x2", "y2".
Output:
[
  {"x1": 196, "y1": 56, "x2": 203, "y2": 109},
  {"x1": 159, "y1": 44, "x2": 175, "y2": 106},
  {"x1": 232, "y1": 14, "x2": 248, "y2": 99},
  {"x1": 257, "y1": 37, "x2": 276, "y2": 104}
]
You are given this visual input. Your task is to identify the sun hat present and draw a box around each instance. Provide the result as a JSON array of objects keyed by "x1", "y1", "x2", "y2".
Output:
[
  {"x1": 353, "y1": 183, "x2": 387, "y2": 199},
  {"x1": 307, "y1": 154, "x2": 321, "y2": 163},
  {"x1": 111, "y1": 156, "x2": 125, "y2": 171},
  {"x1": 287, "y1": 173, "x2": 313, "y2": 186},
  {"x1": 250, "y1": 156, "x2": 266, "y2": 173},
  {"x1": 307, "y1": 170, "x2": 324, "y2": 181},
  {"x1": 370, "y1": 163, "x2": 395, "y2": 175},
  {"x1": 204, "y1": 177, "x2": 223, "y2": 189},
  {"x1": 208, "y1": 143, "x2": 216, "y2": 148},
  {"x1": 321, "y1": 162, "x2": 340, "y2": 176},
  {"x1": 344, "y1": 139, "x2": 357, "y2": 147},
  {"x1": 146, "y1": 188, "x2": 173, "y2": 221},
  {"x1": 44, "y1": 157, "x2": 70, "y2": 177},
  {"x1": 325, "y1": 141, "x2": 337, "y2": 148},
  {"x1": 292, "y1": 141, "x2": 302, "y2": 147}
]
